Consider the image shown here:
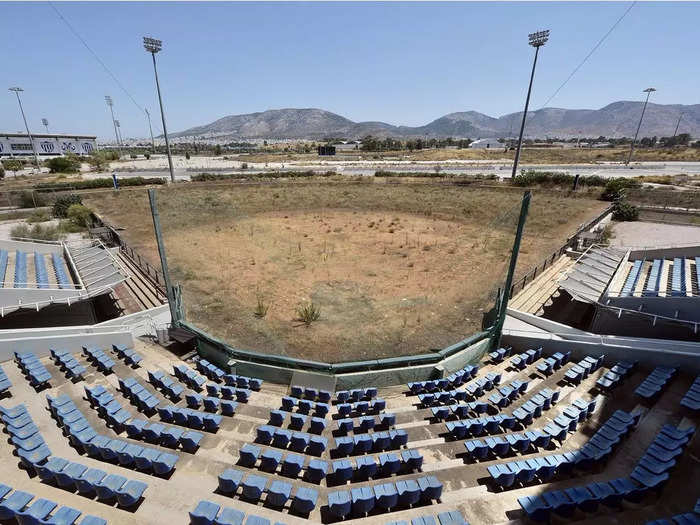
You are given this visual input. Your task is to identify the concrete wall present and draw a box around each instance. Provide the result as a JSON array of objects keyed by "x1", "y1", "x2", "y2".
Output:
[
  {"x1": 602, "y1": 296, "x2": 699, "y2": 323},
  {"x1": 503, "y1": 331, "x2": 700, "y2": 374},
  {"x1": 0, "y1": 325, "x2": 133, "y2": 362},
  {"x1": 0, "y1": 239, "x2": 63, "y2": 255},
  {"x1": 96, "y1": 304, "x2": 171, "y2": 338},
  {"x1": 629, "y1": 246, "x2": 700, "y2": 260},
  {"x1": 591, "y1": 307, "x2": 700, "y2": 342}
]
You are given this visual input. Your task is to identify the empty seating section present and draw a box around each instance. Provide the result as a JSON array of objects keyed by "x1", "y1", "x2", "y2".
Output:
[
  {"x1": 488, "y1": 346, "x2": 511, "y2": 363},
  {"x1": 196, "y1": 359, "x2": 225, "y2": 382},
  {"x1": 173, "y1": 364, "x2": 207, "y2": 391},
  {"x1": 622, "y1": 259, "x2": 643, "y2": 296},
  {"x1": 635, "y1": 367, "x2": 677, "y2": 400},
  {"x1": 256, "y1": 425, "x2": 328, "y2": 456},
  {"x1": 15, "y1": 351, "x2": 52, "y2": 389},
  {"x1": 644, "y1": 259, "x2": 663, "y2": 296},
  {"x1": 48, "y1": 392, "x2": 178, "y2": 477},
  {"x1": 52, "y1": 252, "x2": 71, "y2": 289},
  {"x1": 149, "y1": 369, "x2": 185, "y2": 399},
  {"x1": 406, "y1": 365, "x2": 479, "y2": 396},
  {"x1": 518, "y1": 424, "x2": 695, "y2": 522},
  {"x1": 50, "y1": 348, "x2": 87, "y2": 381},
  {"x1": 680, "y1": 376, "x2": 700, "y2": 412},
  {"x1": 0, "y1": 484, "x2": 106, "y2": 524},
  {"x1": 81, "y1": 346, "x2": 115, "y2": 374},
  {"x1": 112, "y1": 343, "x2": 143, "y2": 367},
  {"x1": 489, "y1": 409, "x2": 638, "y2": 489},
  {"x1": 0, "y1": 249, "x2": 7, "y2": 285},
  {"x1": 158, "y1": 404, "x2": 222, "y2": 433},
  {"x1": 671, "y1": 257, "x2": 686, "y2": 296},
  {"x1": 34, "y1": 252, "x2": 50, "y2": 289},
  {"x1": 564, "y1": 354, "x2": 605, "y2": 385},
  {"x1": 14, "y1": 250, "x2": 27, "y2": 288},
  {"x1": 596, "y1": 360, "x2": 637, "y2": 391},
  {"x1": 0, "y1": 363, "x2": 12, "y2": 395}
]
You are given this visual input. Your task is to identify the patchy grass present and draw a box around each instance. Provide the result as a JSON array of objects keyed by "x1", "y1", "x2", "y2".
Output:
[{"x1": 85, "y1": 181, "x2": 607, "y2": 362}]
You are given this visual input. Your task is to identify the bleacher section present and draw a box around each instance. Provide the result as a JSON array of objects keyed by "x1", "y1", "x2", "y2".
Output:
[
  {"x1": 0, "y1": 337, "x2": 698, "y2": 525},
  {"x1": 612, "y1": 255, "x2": 700, "y2": 298}
]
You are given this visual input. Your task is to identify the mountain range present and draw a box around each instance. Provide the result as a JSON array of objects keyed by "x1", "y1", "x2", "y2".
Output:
[{"x1": 172, "y1": 101, "x2": 700, "y2": 140}]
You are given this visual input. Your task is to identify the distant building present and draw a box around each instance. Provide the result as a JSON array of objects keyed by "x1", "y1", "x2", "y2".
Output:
[
  {"x1": 0, "y1": 133, "x2": 97, "y2": 158},
  {"x1": 469, "y1": 138, "x2": 503, "y2": 149},
  {"x1": 317, "y1": 145, "x2": 336, "y2": 156}
]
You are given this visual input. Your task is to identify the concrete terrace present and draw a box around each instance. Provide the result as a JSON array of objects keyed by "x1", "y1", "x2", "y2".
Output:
[{"x1": 0, "y1": 338, "x2": 698, "y2": 525}]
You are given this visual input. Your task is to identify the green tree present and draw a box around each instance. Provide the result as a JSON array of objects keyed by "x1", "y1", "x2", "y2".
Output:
[
  {"x1": 46, "y1": 153, "x2": 81, "y2": 173},
  {"x1": 52, "y1": 194, "x2": 83, "y2": 218},
  {"x1": 66, "y1": 204, "x2": 93, "y2": 228},
  {"x1": 214, "y1": 145, "x2": 222, "y2": 156}
]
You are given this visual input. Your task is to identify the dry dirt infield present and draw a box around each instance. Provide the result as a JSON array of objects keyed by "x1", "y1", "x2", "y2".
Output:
[{"x1": 85, "y1": 181, "x2": 607, "y2": 362}]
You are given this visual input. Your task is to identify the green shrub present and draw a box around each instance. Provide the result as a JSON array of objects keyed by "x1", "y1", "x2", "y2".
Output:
[
  {"x1": 46, "y1": 153, "x2": 81, "y2": 173},
  {"x1": 10, "y1": 223, "x2": 63, "y2": 241},
  {"x1": 612, "y1": 201, "x2": 639, "y2": 221},
  {"x1": 296, "y1": 301, "x2": 321, "y2": 326},
  {"x1": 52, "y1": 194, "x2": 83, "y2": 218},
  {"x1": 144, "y1": 152, "x2": 151, "y2": 160},
  {"x1": 130, "y1": 154, "x2": 138, "y2": 159},
  {"x1": 66, "y1": 204, "x2": 92, "y2": 228},
  {"x1": 27, "y1": 209, "x2": 50, "y2": 223},
  {"x1": 35, "y1": 177, "x2": 165, "y2": 192},
  {"x1": 18, "y1": 190, "x2": 47, "y2": 209},
  {"x1": 0, "y1": 164, "x2": 4, "y2": 179},
  {"x1": 191, "y1": 171, "x2": 334, "y2": 182},
  {"x1": 86, "y1": 150, "x2": 119, "y2": 171},
  {"x1": 185, "y1": 152, "x2": 191, "y2": 160},
  {"x1": 2, "y1": 159, "x2": 25, "y2": 172},
  {"x1": 601, "y1": 178, "x2": 641, "y2": 201}
]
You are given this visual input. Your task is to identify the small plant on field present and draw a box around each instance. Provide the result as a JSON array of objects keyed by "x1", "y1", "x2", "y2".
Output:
[
  {"x1": 296, "y1": 301, "x2": 321, "y2": 326},
  {"x1": 253, "y1": 292, "x2": 270, "y2": 318},
  {"x1": 27, "y1": 209, "x2": 50, "y2": 223},
  {"x1": 11, "y1": 223, "x2": 63, "y2": 241}
]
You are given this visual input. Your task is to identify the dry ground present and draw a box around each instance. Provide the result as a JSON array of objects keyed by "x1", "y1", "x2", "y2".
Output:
[{"x1": 85, "y1": 181, "x2": 607, "y2": 362}]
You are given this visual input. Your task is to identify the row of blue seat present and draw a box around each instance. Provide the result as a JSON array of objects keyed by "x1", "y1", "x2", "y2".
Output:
[
  {"x1": 255, "y1": 426, "x2": 328, "y2": 455},
  {"x1": 50, "y1": 348, "x2": 87, "y2": 381},
  {"x1": 337, "y1": 398, "x2": 386, "y2": 416},
  {"x1": 268, "y1": 409, "x2": 327, "y2": 434},
  {"x1": 174, "y1": 363, "x2": 207, "y2": 390},
  {"x1": 680, "y1": 376, "x2": 700, "y2": 412},
  {"x1": 564, "y1": 354, "x2": 605, "y2": 385},
  {"x1": 34, "y1": 252, "x2": 50, "y2": 289},
  {"x1": 0, "y1": 484, "x2": 106, "y2": 525},
  {"x1": 0, "y1": 250, "x2": 7, "y2": 288},
  {"x1": 511, "y1": 388, "x2": 563, "y2": 426},
  {"x1": 52, "y1": 252, "x2": 71, "y2": 288},
  {"x1": 596, "y1": 360, "x2": 637, "y2": 390},
  {"x1": 84, "y1": 384, "x2": 132, "y2": 430},
  {"x1": 118, "y1": 376, "x2": 161, "y2": 413},
  {"x1": 335, "y1": 387, "x2": 378, "y2": 403},
  {"x1": 418, "y1": 372, "x2": 502, "y2": 407},
  {"x1": 488, "y1": 346, "x2": 512, "y2": 363},
  {"x1": 487, "y1": 379, "x2": 529, "y2": 409},
  {"x1": 536, "y1": 351, "x2": 572, "y2": 376},
  {"x1": 0, "y1": 363, "x2": 12, "y2": 394},
  {"x1": 519, "y1": 424, "x2": 695, "y2": 522},
  {"x1": 671, "y1": 257, "x2": 687, "y2": 296},
  {"x1": 388, "y1": 510, "x2": 468, "y2": 525},
  {"x1": 48, "y1": 393, "x2": 179, "y2": 476},
  {"x1": 221, "y1": 373, "x2": 263, "y2": 391},
  {"x1": 510, "y1": 347, "x2": 543, "y2": 370},
  {"x1": 329, "y1": 449, "x2": 423, "y2": 483},
  {"x1": 644, "y1": 258, "x2": 663, "y2": 296},
  {"x1": 14, "y1": 250, "x2": 27, "y2": 288},
  {"x1": 124, "y1": 418, "x2": 204, "y2": 452},
  {"x1": 646, "y1": 497, "x2": 700, "y2": 525},
  {"x1": 158, "y1": 404, "x2": 223, "y2": 432},
  {"x1": 196, "y1": 358, "x2": 225, "y2": 382},
  {"x1": 336, "y1": 412, "x2": 396, "y2": 433},
  {"x1": 635, "y1": 366, "x2": 677, "y2": 400},
  {"x1": 205, "y1": 383, "x2": 252, "y2": 402},
  {"x1": 327, "y1": 475, "x2": 443, "y2": 518},
  {"x1": 15, "y1": 351, "x2": 52, "y2": 389},
  {"x1": 622, "y1": 259, "x2": 643, "y2": 296},
  {"x1": 82, "y1": 346, "x2": 115, "y2": 374},
  {"x1": 220, "y1": 470, "x2": 317, "y2": 513},
  {"x1": 333, "y1": 429, "x2": 408, "y2": 456},
  {"x1": 190, "y1": 498, "x2": 292, "y2": 525},
  {"x1": 189, "y1": 391, "x2": 244, "y2": 412},
  {"x1": 407, "y1": 365, "x2": 479, "y2": 394},
  {"x1": 112, "y1": 343, "x2": 143, "y2": 367},
  {"x1": 290, "y1": 385, "x2": 332, "y2": 402},
  {"x1": 280, "y1": 396, "x2": 329, "y2": 416},
  {"x1": 0, "y1": 404, "x2": 52, "y2": 468},
  {"x1": 430, "y1": 401, "x2": 488, "y2": 421},
  {"x1": 149, "y1": 369, "x2": 185, "y2": 399},
  {"x1": 489, "y1": 410, "x2": 638, "y2": 489}
]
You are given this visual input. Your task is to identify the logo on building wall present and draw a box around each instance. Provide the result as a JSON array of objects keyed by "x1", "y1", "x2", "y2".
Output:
[
  {"x1": 82, "y1": 142, "x2": 94, "y2": 153},
  {"x1": 40, "y1": 142, "x2": 55, "y2": 153},
  {"x1": 0, "y1": 143, "x2": 3, "y2": 153},
  {"x1": 61, "y1": 142, "x2": 77, "y2": 153}
]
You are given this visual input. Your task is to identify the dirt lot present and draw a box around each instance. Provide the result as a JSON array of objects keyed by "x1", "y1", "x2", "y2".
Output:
[{"x1": 85, "y1": 181, "x2": 607, "y2": 362}]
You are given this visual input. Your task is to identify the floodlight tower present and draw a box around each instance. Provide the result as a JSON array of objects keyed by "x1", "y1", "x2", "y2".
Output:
[
  {"x1": 143, "y1": 36, "x2": 175, "y2": 183},
  {"x1": 115, "y1": 120, "x2": 123, "y2": 146},
  {"x1": 105, "y1": 95, "x2": 123, "y2": 158},
  {"x1": 42, "y1": 118, "x2": 50, "y2": 134},
  {"x1": 9, "y1": 87, "x2": 41, "y2": 169},
  {"x1": 673, "y1": 112, "x2": 683, "y2": 139},
  {"x1": 510, "y1": 30, "x2": 549, "y2": 180},
  {"x1": 626, "y1": 87, "x2": 656, "y2": 165},
  {"x1": 145, "y1": 108, "x2": 156, "y2": 153}
]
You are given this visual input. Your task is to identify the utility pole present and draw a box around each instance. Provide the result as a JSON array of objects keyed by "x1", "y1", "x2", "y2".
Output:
[
  {"x1": 143, "y1": 36, "x2": 175, "y2": 183},
  {"x1": 672, "y1": 112, "x2": 683, "y2": 139},
  {"x1": 511, "y1": 30, "x2": 549, "y2": 180},
  {"x1": 9, "y1": 87, "x2": 41, "y2": 170},
  {"x1": 105, "y1": 95, "x2": 122, "y2": 158},
  {"x1": 148, "y1": 189, "x2": 179, "y2": 325},
  {"x1": 626, "y1": 87, "x2": 656, "y2": 165},
  {"x1": 145, "y1": 108, "x2": 156, "y2": 153}
]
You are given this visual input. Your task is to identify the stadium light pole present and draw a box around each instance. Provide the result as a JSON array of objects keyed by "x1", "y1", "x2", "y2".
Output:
[
  {"x1": 672, "y1": 112, "x2": 683, "y2": 139},
  {"x1": 510, "y1": 30, "x2": 549, "y2": 180},
  {"x1": 9, "y1": 87, "x2": 41, "y2": 170},
  {"x1": 145, "y1": 108, "x2": 156, "y2": 153},
  {"x1": 105, "y1": 95, "x2": 123, "y2": 158},
  {"x1": 42, "y1": 118, "x2": 50, "y2": 134},
  {"x1": 115, "y1": 120, "x2": 123, "y2": 146},
  {"x1": 626, "y1": 87, "x2": 656, "y2": 165},
  {"x1": 143, "y1": 36, "x2": 175, "y2": 183}
]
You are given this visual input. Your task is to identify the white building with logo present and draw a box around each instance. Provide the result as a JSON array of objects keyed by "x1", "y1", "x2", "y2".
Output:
[{"x1": 0, "y1": 133, "x2": 97, "y2": 158}]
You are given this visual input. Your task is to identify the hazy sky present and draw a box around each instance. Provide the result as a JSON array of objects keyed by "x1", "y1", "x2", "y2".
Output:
[{"x1": 2, "y1": 2, "x2": 697, "y2": 140}]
